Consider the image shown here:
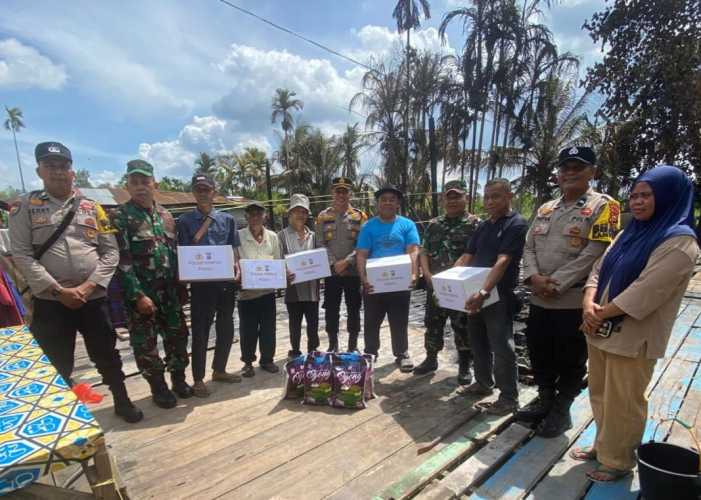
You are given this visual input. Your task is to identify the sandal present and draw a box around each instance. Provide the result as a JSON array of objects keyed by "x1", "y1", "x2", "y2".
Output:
[
  {"x1": 586, "y1": 466, "x2": 632, "y2": 483},
  {"x1": 569, "y1": 446, "x2": 597, "y2": 461}
]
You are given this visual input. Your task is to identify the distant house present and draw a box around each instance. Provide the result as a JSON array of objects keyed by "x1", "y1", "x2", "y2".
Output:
[{"x1": 75, "y1": 188, "x2": 251, "y2": 226}]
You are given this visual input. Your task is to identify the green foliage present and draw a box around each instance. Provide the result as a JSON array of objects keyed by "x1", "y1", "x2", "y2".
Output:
[
  {"x1": 584, "y1": 0, "x2": 701, "y2": 171},
  {"x1": 74, "y1": 169, "x2": 92, "y2": 188},
  {"x1": 158, "y1": 176, "x2": 191, "y2": 192}
]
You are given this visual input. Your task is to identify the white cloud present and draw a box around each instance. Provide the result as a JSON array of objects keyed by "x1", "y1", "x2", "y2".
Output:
[
  {"x1": 212, "y1": 44, "x2": 362, "y2": 131},
  {"x1": 349, "y1": 25, "x2": 455, "y2": 64},
  {"x1": 137, "y1": 115, "x2": 272, "y2": 178},
  {"x1": 0, "y1": 38, "x2": 67, "y2": 90}
]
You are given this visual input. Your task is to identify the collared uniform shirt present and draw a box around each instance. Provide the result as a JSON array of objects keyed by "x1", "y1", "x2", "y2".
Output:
[
  {"x1": 315, "y1": 205, "x2": 367, "y2": 275},
  {"x1": 111, "y1": 201, "x2": 179, "y2": 305},
  {"x1": 237, "y1": 227, "x2": 282, "y2": 301},
  {"x1": 523, "y1": 189, "x2": 620, "y2": 309},
  {"x1": 421, "y1": 213, "x2": 480, "y2": 274},
  {"x1": 9, "y1": 190, "x2": 118, "y2": 300}
]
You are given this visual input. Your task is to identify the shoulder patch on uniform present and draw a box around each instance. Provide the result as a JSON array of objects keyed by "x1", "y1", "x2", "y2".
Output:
[
  {"x1": 95, "y1": 203, "x2": 117, "y2": 234},
  {"x1": 587, "y1": 200, "x2": 620, "y2": 242}
]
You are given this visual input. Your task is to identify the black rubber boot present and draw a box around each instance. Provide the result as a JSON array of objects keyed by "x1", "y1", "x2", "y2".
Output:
[
  {"x1": 413, "y1": 352, "x2": 438, "y2": 375},
  {"x1": 147, "y1": 373, "x2": 177, "y2": 409},
  {"x1": 515, "y1": 389, "x2": 555, "y2": 423},
  {"x1": 457, "y1": 350, "x2": 473, "y2": 385},
  {"x1": 111, "y1": 383, "x2": 144, "y2": 423},
  {"x1": 171, "y1": 370, "x2": 194, "y2": 398},
  {"x1": 536, "y1": 396, "x2": 574, "y2": 438}
]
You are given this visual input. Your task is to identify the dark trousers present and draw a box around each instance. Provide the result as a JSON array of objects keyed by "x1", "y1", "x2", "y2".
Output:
[
  {"x1": 323, "y1": 275, "x2": 362, "y2": 349},
  {"x1": 190, "y1": 282, "x2": 236, "y2": 382},
  {"x1": 467, "y1": 297, "x2": 519, "y2": 403},
  {"x1": 526, "y1": 304, "x2": 588, "y2": 400},
  {"x1": 31, "y1": 298, "x2": 126, "y2": 389},
  {"x1": 286, "y1": 301, "x2": 320, "y2": 355},
  {"x1": 363, "y1": 290, "x2": 410, "y2": 358},
  {"x1": 238, "y1": 293, "x2": 276, "y2": 364}
]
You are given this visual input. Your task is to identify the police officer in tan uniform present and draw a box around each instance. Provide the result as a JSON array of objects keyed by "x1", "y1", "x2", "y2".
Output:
[
  {"x1": 315, "y1": 177, "x2": 368, "y2": 351},
  {"x1": 519, "y1": 146, "x2": 620, "y2": 436},
  {"x1": 9, "y1": 142, "x2": 143, "y2": 423}
]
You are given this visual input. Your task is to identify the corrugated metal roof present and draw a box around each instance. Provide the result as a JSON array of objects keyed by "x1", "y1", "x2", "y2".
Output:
[
  {"x1": 76, "y1": 188, "x2": 120, "y2": 206},
  {"x1": 75, "y1": 188, "x2": 244, "y2": 207}
]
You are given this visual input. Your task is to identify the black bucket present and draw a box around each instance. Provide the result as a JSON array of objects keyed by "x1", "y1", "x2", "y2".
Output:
[{"x1": 637, "y1": 441, "x2": 700, "y2": 500}]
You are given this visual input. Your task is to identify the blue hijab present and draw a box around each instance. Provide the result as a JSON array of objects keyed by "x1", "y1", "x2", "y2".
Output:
[{"x1": 595, "y1": 165, "x2": 697, "y2": 303}]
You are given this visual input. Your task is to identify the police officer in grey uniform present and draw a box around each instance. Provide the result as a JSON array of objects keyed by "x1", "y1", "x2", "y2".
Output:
[
  {"x1": 519, "y1": 146, "x2": 620, "y2": 437},
  {"x1": 9, "y1": 142, "x2": 143, "y2": 423}
]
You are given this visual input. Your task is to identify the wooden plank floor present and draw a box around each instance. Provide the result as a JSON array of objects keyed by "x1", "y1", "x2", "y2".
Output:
[{"x1": 29, "y1": 275, "x2": 701, "y2": 500}]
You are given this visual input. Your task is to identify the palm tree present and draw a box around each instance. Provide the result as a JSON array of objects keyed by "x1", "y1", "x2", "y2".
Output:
[
  {"x1": 4, "y1": 106, "x2": 26, "y2": 192},
  {"x1": 238, "y1": 147, "x2": 268, "y2": 197},
  {"x1": 393, "y1": 0, "x2": 431, "y2": 202},
  {"x1": 351, "y1": 61, "x2": 405, "y2": 188},
  {"x1": 515, "y1": 77, "x2": 591, "y2": 208},
  {"x1": 339, "y1": 123, "x2": 366, "y2": 180},
  {"x1": 271, "y1": 88, "x2": 304, "y2": 169},
  {"x1": 194, "y1": 152, "x2": 217, "y2": 175}
]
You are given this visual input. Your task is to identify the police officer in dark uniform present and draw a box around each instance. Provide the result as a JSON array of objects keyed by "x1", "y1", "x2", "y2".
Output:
[
  {"x1": 519, "y1": 146, "x2": 620, "y2": 436},
  {"x1": 9, "y1": 142, "x2": 143, "y2": 423}
]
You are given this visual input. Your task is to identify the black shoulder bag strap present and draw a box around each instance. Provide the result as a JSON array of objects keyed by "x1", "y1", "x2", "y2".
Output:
[
  {"x1": 34, "y1": 196, "x2": 81, "y2": 260},
  {"x1": 19, "y1": 196, "x2": 82, "y2": 297}
]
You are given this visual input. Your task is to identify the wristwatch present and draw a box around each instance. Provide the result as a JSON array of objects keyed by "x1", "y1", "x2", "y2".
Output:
[
  {"x1": 478, "y1": 288, "x2": 491, "y2": 299},
  {"x1": 51, "y1": 287, "x2": 63, "y2": 298}
]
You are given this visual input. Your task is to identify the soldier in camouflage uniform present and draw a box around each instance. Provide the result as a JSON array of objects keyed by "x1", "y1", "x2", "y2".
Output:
[
  {"x1": 112, "y1": 160, "x2": 193, "y2": 409},
  {"x1": 414, "y1": 180, "x2": 479, "y2": 384}
]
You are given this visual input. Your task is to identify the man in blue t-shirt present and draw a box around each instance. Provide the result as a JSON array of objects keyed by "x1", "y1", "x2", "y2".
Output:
[
  {"x1": 356, "y1": 185, "x2": 420, "y2": 372},
  {"x1": 454, "y1": 178, "x2": 528, "y2": 416}
]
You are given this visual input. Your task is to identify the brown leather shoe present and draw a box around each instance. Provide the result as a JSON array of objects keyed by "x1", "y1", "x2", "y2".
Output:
[
  {"x1": 192, "y1": 380, "x2": 210, "y2": 398},
  {"x1": 212, "y1": 371, "x2": 242, "y2": 383}
]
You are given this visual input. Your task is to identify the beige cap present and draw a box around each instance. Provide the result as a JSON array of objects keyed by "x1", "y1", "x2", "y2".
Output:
[{"x1": 288, "y1": 193, "x2": 310, "y2": 213}]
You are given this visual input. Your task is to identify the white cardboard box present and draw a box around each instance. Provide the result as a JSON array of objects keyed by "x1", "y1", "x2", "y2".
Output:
[
  {"x1": 366, "y1": 254, "x2": 412, "y2": 294},
  {"x1": 177, "y1": 245, "x2": 235, "y2": 282},
  {"x1": 285, "y1": 248, "x2": 331, "y2": 285},
  {"x1": 432, "y1": 266, "x2": 499, "y2": 312},
  {"x1": 240, "y1": 259, "x2": 287, "y2": 289}
]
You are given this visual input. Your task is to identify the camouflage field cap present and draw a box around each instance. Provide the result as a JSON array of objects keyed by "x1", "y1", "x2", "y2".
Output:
[
  {"x1": 444, "y1": 179, "x2": 467, "y2": 195},
  {"x1": 126, "y1": 159, "x2": 154, "y2": 177}
]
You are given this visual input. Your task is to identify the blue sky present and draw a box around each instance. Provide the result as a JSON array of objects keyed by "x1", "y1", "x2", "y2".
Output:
[{"x1": 0, "y1": 0, "x2": 605, "y2": 191}]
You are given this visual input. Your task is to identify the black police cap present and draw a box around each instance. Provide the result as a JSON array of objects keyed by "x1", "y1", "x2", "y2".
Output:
[
  {"x1": 558, "y1": 146, "x2": 596, "y2": 167},
  {"x1": 35, "y1": 142, "x2": 72, "y2": 163}
]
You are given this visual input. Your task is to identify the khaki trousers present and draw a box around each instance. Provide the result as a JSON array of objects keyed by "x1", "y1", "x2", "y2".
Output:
[{"x1": 587, "y1": 343, "x2": 656, "y2": 470}]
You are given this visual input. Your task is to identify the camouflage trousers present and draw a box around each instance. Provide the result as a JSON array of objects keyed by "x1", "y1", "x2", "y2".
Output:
[
  {"x1": 126, "y1": 287, "x2": 189, "y2": 378},
  {"x1": 423, "y1": 289, "x2": 471, "y2": 355}
]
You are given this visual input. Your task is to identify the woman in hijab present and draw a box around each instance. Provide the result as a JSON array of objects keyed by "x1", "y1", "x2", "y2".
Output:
[{"x1": 573, "y1": 165, "x2": 699, "y2": 482}]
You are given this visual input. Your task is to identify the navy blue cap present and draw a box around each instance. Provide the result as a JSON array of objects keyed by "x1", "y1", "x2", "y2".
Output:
[
  {"x1": 192, "y1": 173, "x2": 215, "y2": 189},
  {"x1": 35, "y1": 142, "x2": 72, "y2": 163},
  {"x1": 558, "y1": 146, "x2": 596, "y2": 167}
]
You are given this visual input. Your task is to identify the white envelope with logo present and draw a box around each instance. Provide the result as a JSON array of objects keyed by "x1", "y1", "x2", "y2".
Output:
[
  {"x1": 240, "y1": 259, "x2": 286, "y2": 289},
  {"x1": 177, "y1": 245, "x2": 235, "y2": 282},
  {"x1": 285, "y1": 248, "x2": 331, "y2": 285}
]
